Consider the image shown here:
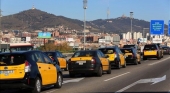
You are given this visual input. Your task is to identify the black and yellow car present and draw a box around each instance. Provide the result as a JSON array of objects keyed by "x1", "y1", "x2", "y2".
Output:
[
  {"x1": 44, "y1": 51, "x2": 68, "y2": 71},
  {"x1": 120, "y1": 48, "x2": 141, "y2": 65},
  {"x1": 162, "y1": 46, "x2": 170, "y2": 55},
  {"x1": 68, "y1": 50, "x2": 111, "y2": 77},
  {"x1": 143, "y1": 44, "x2": 162, "y2": 60},
  {"x1": 0, "y1": 51, "x2": 63, "y2": 93},
  {"x1": 98, "y1": 46, "x2": 126, "y2": 69}
]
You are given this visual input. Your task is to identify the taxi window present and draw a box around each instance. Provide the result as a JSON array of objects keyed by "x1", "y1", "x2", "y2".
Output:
[
  {"x1": 72, "y1": 51, "x2": 96, "y2": 57},
  {"x1": 0, "y1": 54, "x2": 26, "y2": 66},
  {"x1": 121, "y1": 49, "x2": 133, "y2": 53},
  {"x1": 144, "y1": 45, "x2": 157, "y2": 50},
  {"x1": 99, "y1": 49, "x2": 115, "y2": 54}
]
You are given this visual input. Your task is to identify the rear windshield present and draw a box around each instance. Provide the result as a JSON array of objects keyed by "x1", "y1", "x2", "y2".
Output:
[
  {"x1": 144, "y1": 45, "x2": 157, "y2": 50},
  {"x1": 0, "y1": 54, "x2": 26, "y2": 66},
  {"x1": 123, "y1": 45, "x2": 136, "y2": 49},
  {"x1": 121, "y1": 49, "x2": 133, "y2": 53},
  {"x1": 72, "y1": 51, "x2": 96, "y2": 57},
  {"x1": 98, "y1": 48, "x2": 115, "y2": 54},
  {"x1": 162, "y1": 47, "x2": 168, "y2": 49},
  {"x1": 45, "y1": 52, "x2": 55, "y2": 57}
]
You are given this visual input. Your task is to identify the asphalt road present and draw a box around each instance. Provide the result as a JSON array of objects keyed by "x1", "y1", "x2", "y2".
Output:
[{"x1": 1, "y1": 55, "x2": 170, "y2": 93}]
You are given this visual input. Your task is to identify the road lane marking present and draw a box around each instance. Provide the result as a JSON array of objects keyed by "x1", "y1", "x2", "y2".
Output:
[
  {"x1": 62, "y1": 77, "x2": 84, "y2": 84},
  {"x1": 148, "y1": 56, "x2": 170, "y2": 66},
  {"x1": 46, "y1": 90, "x2": 56, "y2": 93},
  {"x1": 45, "y1": 78, "x2": 84, "y2": 93},
  {"x1": 104, "y1": 72, "x2": 130, "y2": 81},
  {"x1": 115, "y1": 75, "x2": 166, "y2": 93}
]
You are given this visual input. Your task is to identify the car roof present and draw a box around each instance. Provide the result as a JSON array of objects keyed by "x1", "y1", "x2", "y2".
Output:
[
  {"x1": 76, "y1": 50, "x2": 98, "y2": 52},
  {"x1": 120, "y1": 48, "x2": 134, "y2": 50},
  {"x1": 0, "y1": 50, "x2": 41, "y2": 54},
  {"x1": 98, "y1": 46, "x2": 117, "y2": 49}
]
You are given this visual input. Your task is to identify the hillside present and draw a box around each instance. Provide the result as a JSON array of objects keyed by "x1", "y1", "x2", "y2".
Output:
[{"x1": 1, "y1": 9, "x2": 168, "y2": 34}]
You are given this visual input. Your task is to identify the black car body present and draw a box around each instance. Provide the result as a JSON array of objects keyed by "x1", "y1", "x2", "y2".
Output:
[
  {"x1": 162, "y1": 46, "x2": 170, "y2": 55},
  {"x1": 68, "y1": 50, "x2": 111, "y2": 77},
  {"x1": 120, "y1": 48, "x2": 141, "y2": 65}
]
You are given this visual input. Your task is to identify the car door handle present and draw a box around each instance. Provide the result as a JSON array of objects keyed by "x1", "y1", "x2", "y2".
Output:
[
  {"x1": 48, "y1": 67, "x2": 50, "y2": 69},
  {"x1": 39, "y1": 67, "x2": 41, "y2": 68}
]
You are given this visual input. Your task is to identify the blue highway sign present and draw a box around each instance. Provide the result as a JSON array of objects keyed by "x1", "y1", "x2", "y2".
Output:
[{"x1": 150, "y1": 20, "x2": 164, "y2": 35}]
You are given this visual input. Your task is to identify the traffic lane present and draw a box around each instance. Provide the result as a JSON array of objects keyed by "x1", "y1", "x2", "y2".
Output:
[
  {"x1": 1, "y1": 55, "x2": 169, "y2": 93},
  {"x1": 41, "y1": 56, "x2": 170, "y2": 93},
  {"x1": 123, "y1": 56, "x2": 170, "y2": 92},
  {"x1": 42, "y1": 55, "x2": 170, "y2": 93}
]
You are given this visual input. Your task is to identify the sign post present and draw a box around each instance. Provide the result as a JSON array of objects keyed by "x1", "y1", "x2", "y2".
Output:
[
  {"x1": 150, "y1": 20, "x2": 164, "y2": 35},
  {"x1": 168, "y1": 20, "x2": 170, "y2": 36}
]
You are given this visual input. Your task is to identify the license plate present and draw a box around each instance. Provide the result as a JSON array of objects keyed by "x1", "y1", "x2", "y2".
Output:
[
  {"x1": 0, "y1": 70, "x2": 14, "y2": 76},
  {"x1": 76, "y1": 61, "x2": 86, "y2": 65}
]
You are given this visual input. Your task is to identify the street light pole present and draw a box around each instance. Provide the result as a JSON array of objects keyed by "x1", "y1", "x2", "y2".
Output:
[
  {"x1": 83, "y1": 0, "x2": 87, "y2": 50},
  {"x1": 130, "y1": 12, "x2": 133, "y2": 40}
]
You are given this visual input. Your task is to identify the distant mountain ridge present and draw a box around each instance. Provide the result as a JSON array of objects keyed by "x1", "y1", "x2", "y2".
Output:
[{"x1": 1, "y1": 9, "x2": 168, "y2": 34}]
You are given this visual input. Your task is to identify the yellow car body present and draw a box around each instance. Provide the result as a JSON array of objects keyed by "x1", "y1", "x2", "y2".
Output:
[
  {"x1": 98, "y1": 47, "x2": 126, "y2": 69},
  {"x1": 143, "y1": 44, "x2": 162, "y2": 60},
  {"x1": 0, "y1": 51, "x2": 63, "y2": 92},
  {"x1": 45, "y1": 51, "x2": 68, "y2": 71}
]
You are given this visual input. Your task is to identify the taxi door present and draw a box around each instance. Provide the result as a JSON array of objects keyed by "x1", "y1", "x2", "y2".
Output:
[
  {"x1": 42, "y1": 53, "x2": 57, "y2": 84},
  {"x1": 98, "y1": 51, "x2": 109, "y2": 71},
  {"x1": 34, "y1": 52, "x2": 50, "y2": 85},
  {"x1": 57, "y1": 52, "x2": 67, "y2": 69},
  {"x1": 117, "y1": 49, "x2": 125, "y2": 66}
]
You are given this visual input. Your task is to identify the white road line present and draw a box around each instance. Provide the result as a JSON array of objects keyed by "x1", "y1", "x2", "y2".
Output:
[
  {"x1": 148, "y1": 56, "x2": 170, "y2": 66},
  {"x1": 104, "y1": 72, "x2": 130, "y2": 81},
  {"x1": 46, "y1": 90, "x2": 56, "y2": 93}
]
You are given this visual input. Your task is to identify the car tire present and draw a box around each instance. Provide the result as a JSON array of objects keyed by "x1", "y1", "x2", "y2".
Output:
[
  {"x1": 54, "y1": 73, "x2": 63, "y2": 89},
  {"x1": 69, "y1": 72, "x2": 75, "y2": 77},
  {"x1": 117, "y1": 61, "x2": 121, "y2": 69},
  {"x1": 31, "y1": 77, "x2": 42, "y2": 93},
  {"x1": 106, "y1": 64, "x2": 111, "y2": 74},
  {"x1": 96, "y1": 66, "x2": 102, "y2": 77},
  {"x1": 64, "y1": 64, "x2": 68, "y2": 71},
  {"x1": 134, "y1": 59, "x2": 138, "y2": 65},
  {"x1": 122, "y1": 61, "x2": 126, "y2": 68}
]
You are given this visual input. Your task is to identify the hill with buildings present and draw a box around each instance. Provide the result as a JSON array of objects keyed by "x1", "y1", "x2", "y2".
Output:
[{"x1": 1, "y1": 9, "x2": 168, "y2": 34}]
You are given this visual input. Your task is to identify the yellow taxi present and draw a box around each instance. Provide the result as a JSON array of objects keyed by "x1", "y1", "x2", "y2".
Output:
[
  {"x1": 68, "y1": 50, "x2": 111, "y2": 77},
  {"x1": 143, "y1": 44, "x2": 162, "y2": 60},
  {"x1": 44, "y1": 51, "x2": 68, "y2": 71},
  {"x1": 98, "y1": 46, "x2": 126, "y2": 69},
  {"x1": 120, "y1": 48, "x2": 141, "y2": 65},
  {"x1": 0, "y1": 51, "x2": 63, "y2": 93}
]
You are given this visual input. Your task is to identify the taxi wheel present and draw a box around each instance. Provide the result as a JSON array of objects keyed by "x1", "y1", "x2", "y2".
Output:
[
  {"x1": 31, "y1": 77, "x2": 42, "y2": 93},
  {"x1": 97, "y1": 66, "x2": 102, "y2": 77},
  {"x1": 117, "y1": 61, "x2": 121, "y2": 69},
  {"x1": 64, "y1": 64, "x2": 68, "y2": 71},
  {"x1": 54, "y1": 73, "x2": 63, "y2": 88},
  {"x1": 122, "y1": 61, "x2": 126, "y2": 68},
  {"x1": 107, "y1": 64, "x2": 111, "y2": 74},
  {"x1": 157, "y1": 56, "x2": 160, "y2": 60},
  {"x1": 134, "y1": 59, "x2": 138, "y2": 65}
]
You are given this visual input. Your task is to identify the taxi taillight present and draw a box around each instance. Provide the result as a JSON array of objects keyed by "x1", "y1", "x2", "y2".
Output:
[
  {"x1": 91, "y1": 58, "x2": 96, "y2": 64},
  {"x1": 25, "y1": 60, "x2": 31, "y2": 72}
]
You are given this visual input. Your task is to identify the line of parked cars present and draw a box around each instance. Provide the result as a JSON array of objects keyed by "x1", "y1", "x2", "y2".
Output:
[{"x1": 0, "y1": 43, "x2": 169, "y2": 93}]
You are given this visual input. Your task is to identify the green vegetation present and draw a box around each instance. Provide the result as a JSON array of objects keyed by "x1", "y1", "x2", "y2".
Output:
[{"x1": 39, "y1": 42, "x2": 73, "y2": 53}]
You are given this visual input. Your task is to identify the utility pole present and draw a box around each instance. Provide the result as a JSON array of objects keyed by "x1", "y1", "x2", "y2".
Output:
[
  {"x1": 0, "y1": 9, "x2": 3, "y2": 51},
  {"x1": 83, "y1": 0, "x2": 87, "y2": 50}
]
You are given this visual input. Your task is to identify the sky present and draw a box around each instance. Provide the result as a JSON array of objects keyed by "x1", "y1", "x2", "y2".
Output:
[{"x1": 0, "y1": 0, "x2": 170, "y2": 24}]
